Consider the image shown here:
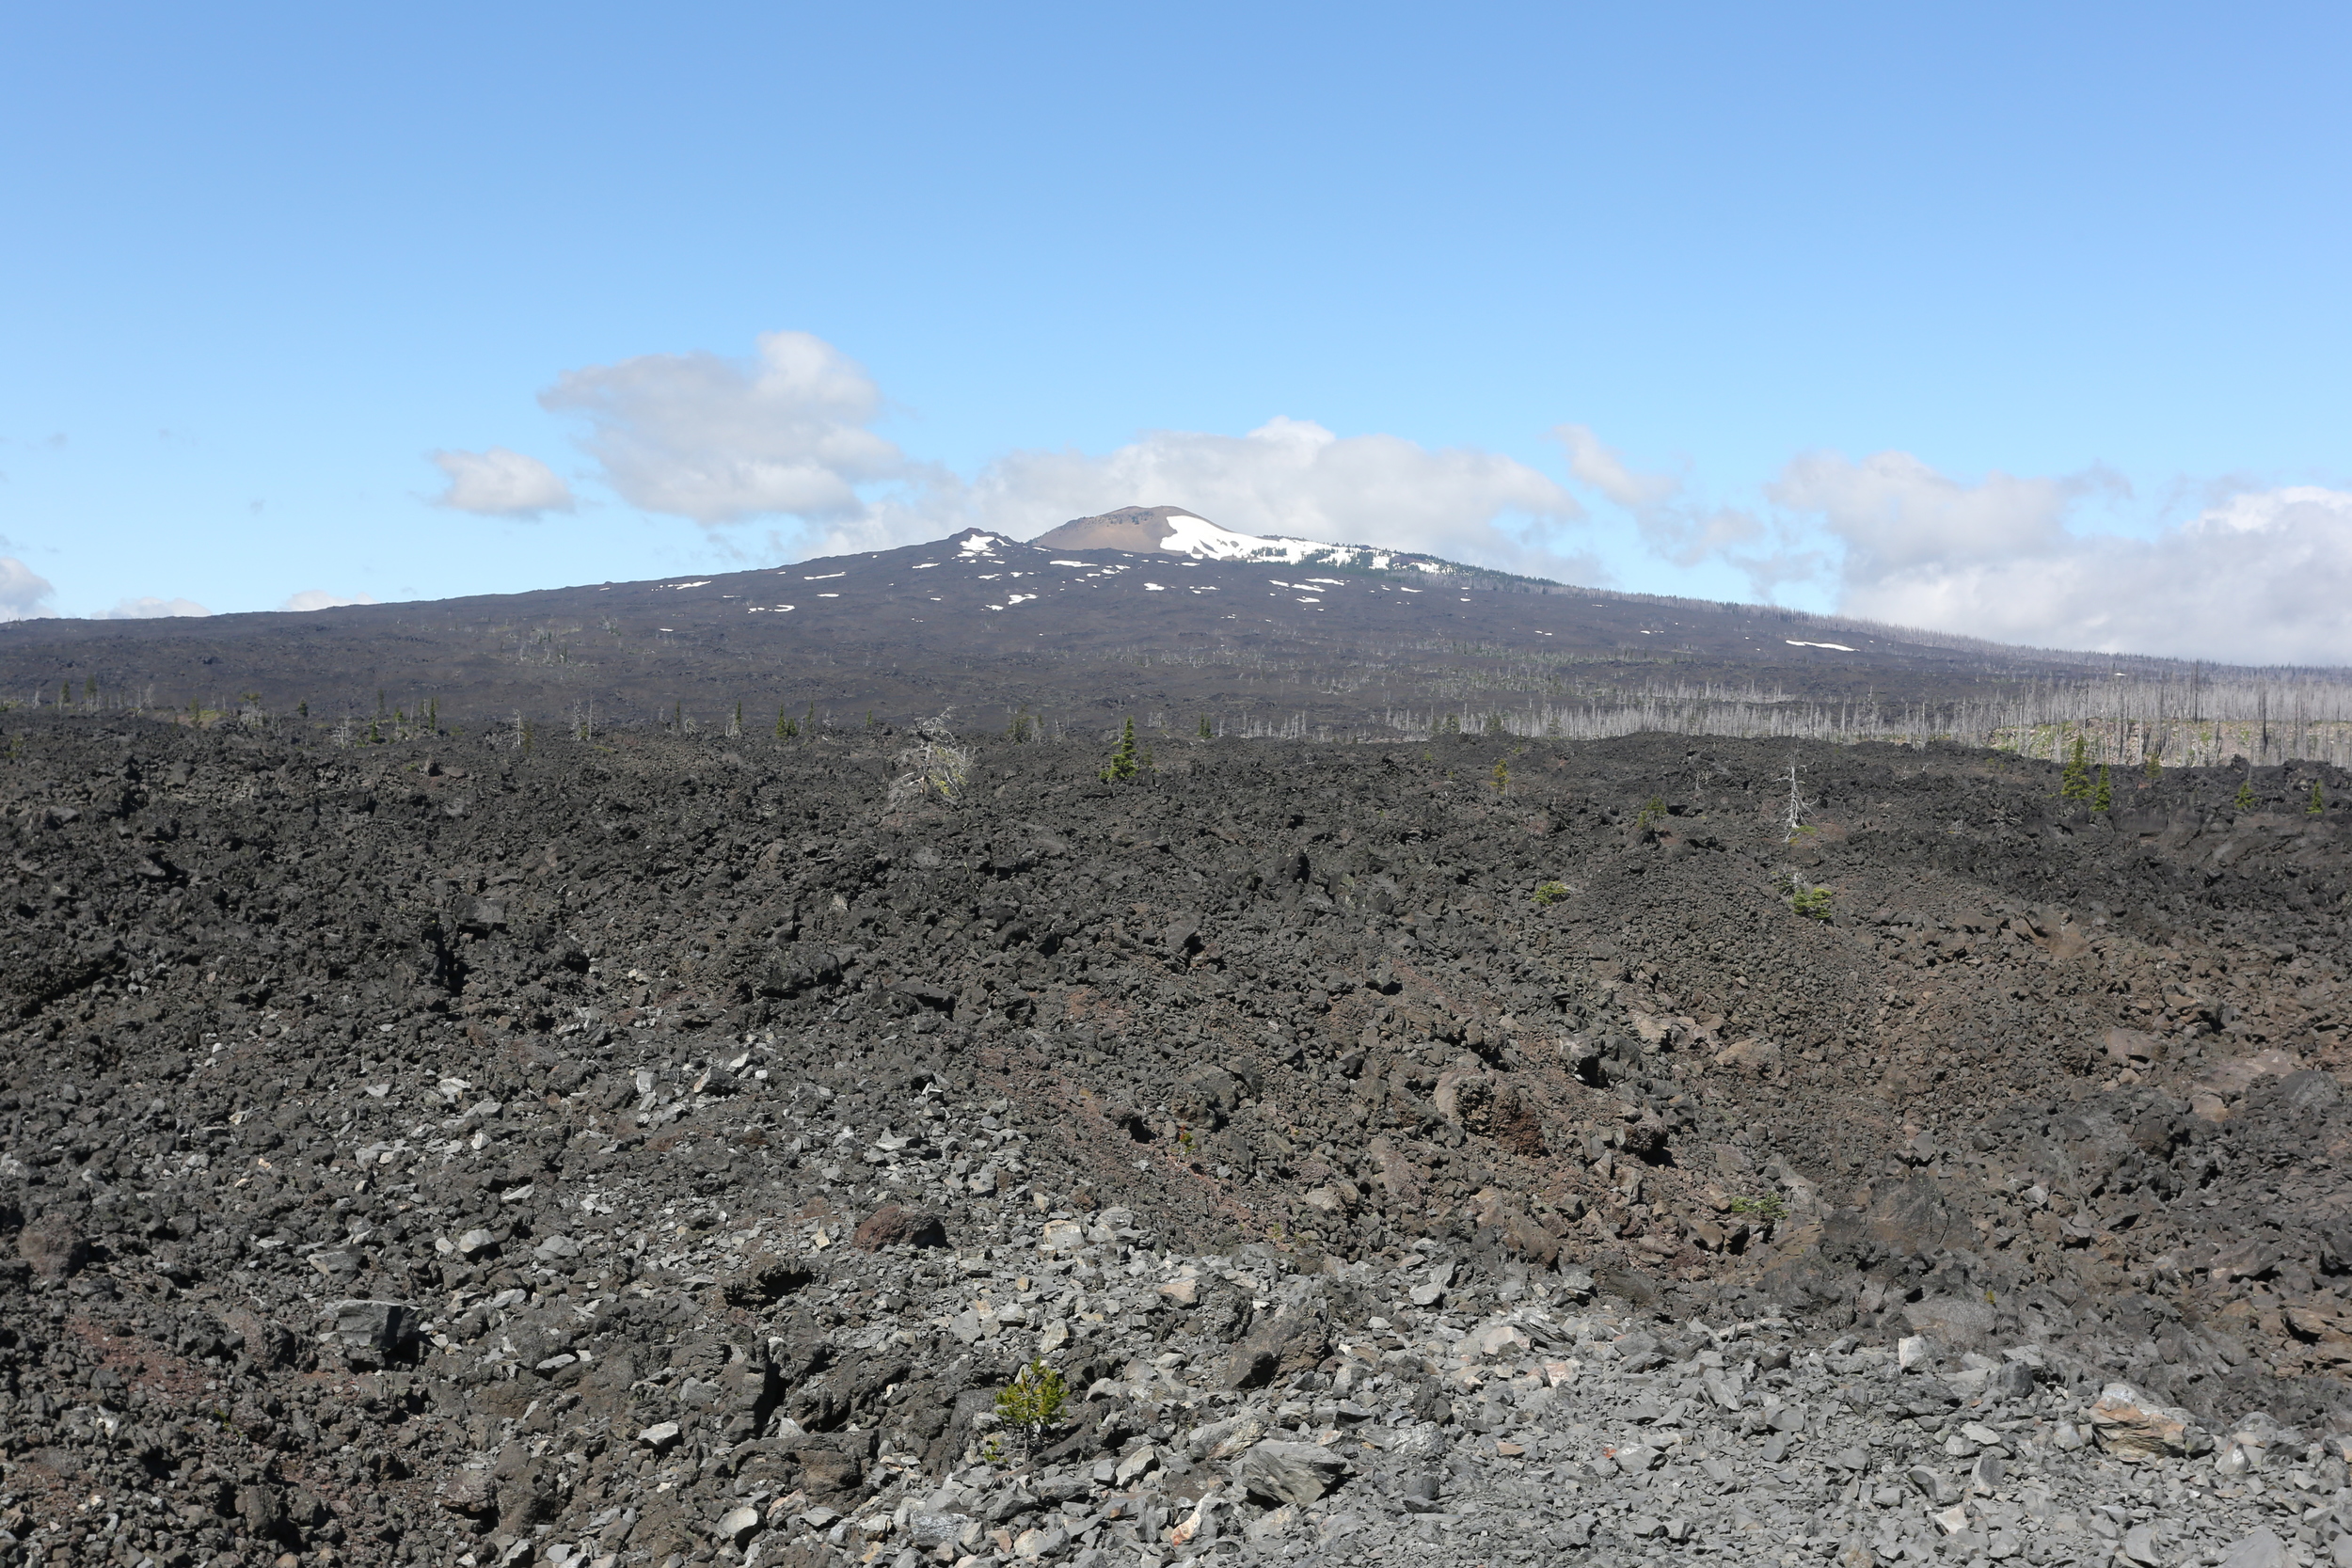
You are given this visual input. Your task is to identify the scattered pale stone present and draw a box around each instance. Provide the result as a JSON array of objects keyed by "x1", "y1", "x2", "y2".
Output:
[{"x1": 2088, "y1": 1382, "x2": 2212, "y2": 1460}]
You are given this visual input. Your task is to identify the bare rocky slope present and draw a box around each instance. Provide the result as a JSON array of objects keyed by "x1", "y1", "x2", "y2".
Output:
[{"x1": 2, "y1": 715, "x2": 2349, "y2": 1568}]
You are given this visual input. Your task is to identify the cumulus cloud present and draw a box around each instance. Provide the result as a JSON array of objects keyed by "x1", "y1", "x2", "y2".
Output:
[
  {"x1": 962, "y1": 418, "x2": 1584, "y2": 565},
  {"x1": 429, "y1": 447, "x2": 574, "y2": 517},
  {"x1": 831, "y1": 417, "x2": 1586, "y2": 578},
  {"x1": 1774, "y1": 454, "x2": 2352, "y2": 664},
  {"x1": 525, "y1": 330, "x2": 1592, "y2": 577},
  {"x1": 98, "y1": 596, "x2": 211, "y2": 619},
  {"x1": 0, "y1": 557, "x2": 56, "y2": 621},
  {"x1": 1561, "y1": 429, "x2": 2352, "y2": 662},
  {"x1": 541, "y1": 331, "x2": 911, "y2": 524},
  {"x1": 1557, "y1": 426, "x2": 1823, "y2": 595},
  {"x1": 280, "y1": 590, "x2": 378, "y2": 612}
]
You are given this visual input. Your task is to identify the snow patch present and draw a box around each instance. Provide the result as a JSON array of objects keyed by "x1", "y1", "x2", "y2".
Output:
[{"x1": 1785, "y1": 640, "x2": 1856, "y2": 652}]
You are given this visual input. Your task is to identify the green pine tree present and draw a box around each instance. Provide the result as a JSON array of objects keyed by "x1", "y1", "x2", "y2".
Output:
[
  {"x1": 2091, "y1": 765, "x2": 2111, "y2": 812},
  {"x1": 1102, "y1": 717, "x2": 1140, "y2": 782},
  {"x1": 2234, "y1": 776, "x2": 2256, "y2": 811},
  {"x1": 2310, "y1": 779, "x2": 2327, "y2": 816},
  {"x1": 1491, "y1": 758, "x2": 1510, "y2": 795},
  {"x1": 1198, "y1": 712, "x2": 1213, "y2": 740},
  {"x1": 2144, "y1": 746, "x2": 2160, "y2": 780},
  {"x1": 2060, "y1": 736, "x2": 2090, "y2": 800}
]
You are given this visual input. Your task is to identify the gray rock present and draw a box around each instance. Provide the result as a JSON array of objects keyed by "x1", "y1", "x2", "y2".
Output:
[
  {"x1": 326, "y1": 1299, "x2": 411, "y2": 1367},
  {"x1": 2088, "y1": 1383, "x2": 2212, "y2": 1460},
  {"x1": 716, "y1": 1503, "x2": 761, "y2": 1547},
  {"x1": 2221, "y1": 1528, "x2": 2290, "y2": 1568},
  {"x1": 1232, "y1": 1440, "x2": 1349, "y2": 1507}
]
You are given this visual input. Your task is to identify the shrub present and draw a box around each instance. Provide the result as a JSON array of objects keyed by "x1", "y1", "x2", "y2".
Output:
[
  {"x1": 2311, "y1": 779, "x2": 2327, "y2": 816},
  {"x1": 2234, "y1": 777, "x2": 2256, "y2": 812},
  {"x1": 994, "y1": 1360, "x2": 1068, "y2": 1455},
  {"x1": 1789, "y1": 879, "x2": 1832, "y2": 921},
  {"x1": 1726, "y1": 1193, "x2": 1788, "y2": 1223},
  {"x1": 1532, "y1": 880, "x2": 1568, "y2": 906},
  {"x1": 889, "y1": 717, "x2": 976, "y2": 807}
]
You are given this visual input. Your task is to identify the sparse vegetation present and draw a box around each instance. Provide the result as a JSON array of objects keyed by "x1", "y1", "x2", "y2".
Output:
[
  {"x1": 2060, "y1": 736, "x2": 2092, "y2": 801},
  {"x1": 1102, "y1": 717, "x2": 1141, "y2": 782},
  {"x1": 1533, "y1": 880, "x2": 1568, "y2": 906},
  {"x1": 1788, "y1": 878, "x2": 1832, "y2": 921},
  {"x1": 891, "y1": 718, "x2": 977, "y2": 807},
  {"x1": 1727, "y1": 1193, "x2": 1788, "y2": 1223},
  {"x1": 994, "y1": 1359, "x2": 1068, "y2": 1455}
]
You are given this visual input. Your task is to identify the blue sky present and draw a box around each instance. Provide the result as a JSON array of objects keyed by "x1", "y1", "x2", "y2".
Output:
[{"x1": 4, "y1": 3, "x2": 2349, "y2": 662}]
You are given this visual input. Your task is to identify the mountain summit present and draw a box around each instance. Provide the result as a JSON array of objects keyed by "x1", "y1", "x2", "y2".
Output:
[{"x1": 1028, "y1": 504, "x2": 1520, "y2": 576}]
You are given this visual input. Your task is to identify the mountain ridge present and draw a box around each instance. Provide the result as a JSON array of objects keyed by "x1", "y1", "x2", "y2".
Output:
[{"x1": 0, "y1": 514, "x2": 2344, "y2": 768}]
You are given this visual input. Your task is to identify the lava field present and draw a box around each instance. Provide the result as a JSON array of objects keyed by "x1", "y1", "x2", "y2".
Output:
[{"x1": 1, "y1": 716, "x2": 2348, "y2": 1568}]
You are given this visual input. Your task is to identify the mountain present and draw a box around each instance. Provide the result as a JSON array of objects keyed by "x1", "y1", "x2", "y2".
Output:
[
  {"x1": 1029, "y1": 504, "x2": 1554, "y2": 589},
  {"x1": 2, "y1": 510, "x2": 2344, "y2": 768}
]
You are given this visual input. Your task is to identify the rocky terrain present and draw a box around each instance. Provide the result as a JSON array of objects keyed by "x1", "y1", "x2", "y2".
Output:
[{"x1": 1, "y1": 713, "x2": 2349, "y2": 1568}]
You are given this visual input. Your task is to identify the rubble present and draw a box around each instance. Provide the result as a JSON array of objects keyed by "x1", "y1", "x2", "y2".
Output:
[{"x1": 0, "y1": 719, "x2": 2346, "y2": 1567}]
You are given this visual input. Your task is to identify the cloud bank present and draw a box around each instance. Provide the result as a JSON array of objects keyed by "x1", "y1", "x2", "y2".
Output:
[
  {"x1": 0, "y1": 557, "x2": 56, "y2": 621},
  {"x1": 530, "y1": 331, "x2": 1593, "y2": 578},
  {"x1": 430, "y1": 446, "x2": 574, "y2": 517},
  {"x1": 1779, "y1": 456, "x2": 2352, "y2": 665},
  {"x1": 953, "y1": 418, "x2": 1586, "y2": 573},
  {"x1": 1565, "y1": 432, "x2": 2352, "y2": 666},
  {"x1": 99, "y1": 596, "x2": 211, "y2": 620},
  {"x1": 281, "y1": 590, "x2": 378, "y2": 611}
]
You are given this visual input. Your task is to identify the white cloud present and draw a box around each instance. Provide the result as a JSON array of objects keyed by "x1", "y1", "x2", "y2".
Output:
[
  {"x1": 0, "y1": 557, "x2": 56, "y2": 621},
  {"x1": 1775, "y1": 455, "x2": 2352, "y2": 664},
  {"x1": 527, "y1": 330, "x2": 1593, "y2": 578},
  {"x1": 806, "y1": 416, "x2": 1595, "y2": 578},
  {"x1": 281, "y1": 589, "x2": 378, "y2": 611},
  {"x1": 540, "y1": 330, "x2": 910, "y2": 524},
  {"x1": 963, "y1": 418, "x2": 1586, "y2": 566},
  {"x1": 1562, "y1": 430, "x2": 2352, "y2": 662},
  {"x1": 98, "y1": 595, "x2": 211, "y2": 619},
  {"x1": 1558, "y1": 426, "x2": 1821, "y2": 594},
  {"x1": 429, "y1": 446, "x2": 574, "y2": 517}
]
